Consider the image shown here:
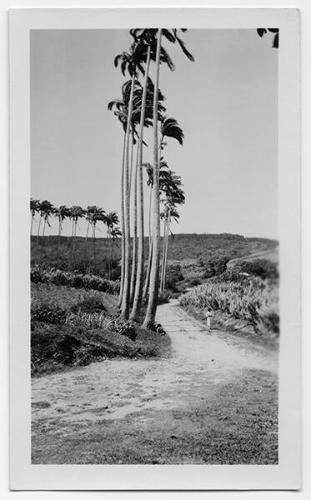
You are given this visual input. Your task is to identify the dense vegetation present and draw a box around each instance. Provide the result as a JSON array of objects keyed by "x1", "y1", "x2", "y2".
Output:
[
  {"x1": 180, "y1": 259, "x2": 279, "y2": 338},
  {"x1": 31, "y1": 233, "x2": 277, "y2": 276},
  {"x1": 31, "y1": 265, "x2": 120, "y2": 294},
  {"x1": 31, "y1": 283, "x2": 170, "y2": 376}
]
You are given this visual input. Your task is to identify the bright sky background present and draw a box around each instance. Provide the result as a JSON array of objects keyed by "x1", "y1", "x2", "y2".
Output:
[{"x1": 31, "y1": 29, "x2": 278, "y2": 239}]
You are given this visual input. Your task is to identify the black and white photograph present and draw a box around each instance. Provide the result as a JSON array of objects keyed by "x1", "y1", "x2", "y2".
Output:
[{"x1": 9, "y1": 7, "x2": 301, "y2": 491}]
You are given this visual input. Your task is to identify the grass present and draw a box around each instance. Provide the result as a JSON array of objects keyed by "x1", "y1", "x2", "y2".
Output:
[
  {"x1": 31, "y1": 283, "x2": 171, "y2": 376},
  {"x1": 31, "y1": 368, "x2": 278, "y2": 464}
]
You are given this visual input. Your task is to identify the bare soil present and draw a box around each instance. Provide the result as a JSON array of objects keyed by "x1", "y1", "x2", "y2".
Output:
[{"x1": 32, "y1": 300, "x2": 278, "y2": 464}]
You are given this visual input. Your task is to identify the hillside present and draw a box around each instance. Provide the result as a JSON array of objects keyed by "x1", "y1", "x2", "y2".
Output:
[{"x1": 31, "y1": 233, "x2": 278, "y2": 278}]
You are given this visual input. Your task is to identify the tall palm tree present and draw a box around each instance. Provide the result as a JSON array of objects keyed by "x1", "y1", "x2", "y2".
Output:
[
  {"x1": 105, "y1": 211, "x2": 119, "y2": 279},
  {"x1": 90, "y1": 207, "x2": 106, "y2": 268},
  {"x1": 85, "y1": 205, "x2": 97, "y2": 241},
  {"x1": 110, "y1": 33, "x2": 169, "y2": 313},
  {"x1": 109, "y1": 79, "x2": 143, "y2": 309},
  {"x1": 114, "y1": 37, "x2": 150, "y2": 318},
  {"x1": 112, "y1": 31, "x2": 170, "y2": 317},
  {"x1": 159, "y1": 171, "x2": 185, "y2": 292},
  {"x1": 54, "y1": 205, "x2": 71, "y2": 252},
  {"x1": 108, "y1": 90, "x2": 127, "y2": 306},
  {"x1": 143, "y1": 166, "x2": 184, "y2": 296},
  {"x1": 143, "y1": 29, "x2": 194, "y2": 328},
  {"x1": 130, "y1": 55, "x2": 167, "y2": 318},
  {"x1": 38, "y1": 200, "x2": 54, "y2": 242},
  {"x1": 130, "y1": 87, "x2": 166, "y2": 313},
  {"x1": 142, "y1": 29, "x2": 163, "y2": 327},
  {"x1": 69, "y1": 205, "x2": 85, "y2": 260},
  {"x1": 70, "y1": 205, "x2": 85, "y2": 237},
  {"x1": 142, "y1": 160, "x2": 168, "y2": 300},
  {"x1": 30, "y1": 199, "x2": 40, "y2": 236}
]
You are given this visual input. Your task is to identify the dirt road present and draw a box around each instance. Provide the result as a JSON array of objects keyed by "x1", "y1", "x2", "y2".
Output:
[{"x1": 32, "y1": 300, "x2": 278, "y2": 464}]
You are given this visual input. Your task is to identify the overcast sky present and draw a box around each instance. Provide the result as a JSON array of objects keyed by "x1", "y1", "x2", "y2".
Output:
[{"x1": 31, "y1": 29, "x2": 278, "y2": 239}]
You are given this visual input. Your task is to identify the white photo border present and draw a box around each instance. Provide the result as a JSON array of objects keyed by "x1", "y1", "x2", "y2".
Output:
[{"x1": 9, "y1": 7, "x2": 301, "y2": 491}]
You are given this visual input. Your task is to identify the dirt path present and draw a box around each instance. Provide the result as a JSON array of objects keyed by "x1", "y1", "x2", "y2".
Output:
[{"x1": 32, "y1": 300, "x2": 278, "y2": 464}]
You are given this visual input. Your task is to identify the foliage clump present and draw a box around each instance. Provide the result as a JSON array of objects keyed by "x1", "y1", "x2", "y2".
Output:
[
  {"x1": 165, "y1": 264, "x2": 184, "y2": 291},
  {"x1": 200, "y1": 256, "x2": 230, "y2": 279},
  {"x1": 31, "y1": 265, "x2": 120, "y2": 294}
]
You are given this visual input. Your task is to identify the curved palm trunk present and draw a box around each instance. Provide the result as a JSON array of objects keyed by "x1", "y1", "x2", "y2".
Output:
[
  {"x1": 129, "y1": 132, "x2": 135, "y2": 194},
  {"x1": 121, "y1": 74, "x2": 135, "y2": 319},
  {"x1": 118, "y1": 133, "x2": 126, "y2": 308},
  {"x1": 142, "y1": 183, "x2": 153, "y2": 299},
  {"x1": 42, "y1": 219, "x2": 46, "y2": 237},
  {"x1": 163, "y1": 209, "x2": 171, "y2": 290},
  {"x1": 160, "y1": 216, "x2": 168, "y2": 293},
  {"x1": 31, "y1": 215, "x2": 34, "y2": 236},
  {"x1": 58, "y1": 218, "x2": 62, "y2": 255},
  {"x1": 148, "y1": 184, "x2": 152, "y2": 248},
  {"x1": 143, "y1": 239, "x2": 152, "y2": 299},
  {"x1": 160, "y1": 209, "x2": 171, "y2": 292},
  {"x1": 37, "y1": 216, "x2": 42, "y2": 245},
  {"x1": 130, "y1": 149, "x2": 139, "y2": 304},
  {"x1": 108, "y1": 228, "x2": 112, "y2": 280},
  {"x1": 93, "y1": 223, "x2": 96, "y2": 268},
  {"x1": 143, "y1": 29, "x2": 162, "y2": 328},
  {"x1": 131, "y1": 45, "x2": 151, "y2": 320}
]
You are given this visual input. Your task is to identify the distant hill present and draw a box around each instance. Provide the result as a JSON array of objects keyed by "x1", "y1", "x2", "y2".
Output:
[
  {"x1": 31, "y1": 233, "x2": 278, "y2": 277},
  {"x1": 163, "y1": 233, "x2": 278, "y2": 262}
]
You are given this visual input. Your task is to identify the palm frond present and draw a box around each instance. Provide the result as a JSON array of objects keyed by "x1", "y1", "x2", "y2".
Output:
[{"x1": 161, "y1": 117, "x2": 184, "y2": 145}]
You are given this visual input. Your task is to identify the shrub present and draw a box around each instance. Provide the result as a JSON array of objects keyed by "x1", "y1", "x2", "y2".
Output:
[
  {"x1": 31, "y1": 302, "x2": 67, "y2": 325},
  {"x1": 157, "y1": 291, "x2": 171, "y2": 305},
  {"x1": 31, "y1": 266, "x2": 44, "y2": 284},
  {"x1": 202, "y1": 256, "x2": 230, "y2": 279},
  {"x1": 70, "y1": 292, "x2": 106, "y2": 314},
  {"x1": 231, "y1": 259, "x2": 279, "y2": 281},
  {"x1": 112, "y1": 318, "x2": 137, "y2": 341},
  {"x1": 188, "y1": 277, "x2": 203, "y2": 287},
  {"x1": 49, "y1": 269, "x2": 71, "y2": 286},
  {"x1": 165, "y1": 264, "x2": 184, "y2": 292},
  {"x1": 30, "y1": 265, "x2": 120, "y2": 295},
  {"x1": 31, "y1": 324, "x2": 83, "y2": 369}
]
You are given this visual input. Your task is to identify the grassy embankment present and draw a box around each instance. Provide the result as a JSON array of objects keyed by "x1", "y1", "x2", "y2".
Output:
[
  {"x1": 179, "y1": 257, "x2": 279, "y2": 341},
  {"x1": 31, "y1": 282, "x2": 171, "y2": 376}
]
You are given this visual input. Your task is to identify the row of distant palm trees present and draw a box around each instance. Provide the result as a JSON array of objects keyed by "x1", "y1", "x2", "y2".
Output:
[
  {"x1": 30, "y1": 199, "x2": 121, "y2": 273},
  {"x1": 109, "y1": 29, "x2": 194, "y2": 326}
]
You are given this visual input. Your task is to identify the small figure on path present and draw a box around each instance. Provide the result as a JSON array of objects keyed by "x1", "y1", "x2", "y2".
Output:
[{"x1": 205, "y1": 307, "x2": 213, "y2": 333}]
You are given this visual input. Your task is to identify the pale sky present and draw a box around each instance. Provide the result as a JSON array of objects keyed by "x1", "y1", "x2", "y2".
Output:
[{"x1": 31, "y1": 29, "x2": 278, "y2": 239}]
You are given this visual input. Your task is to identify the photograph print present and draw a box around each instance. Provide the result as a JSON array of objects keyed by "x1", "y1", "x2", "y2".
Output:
[{"x1": 28, "y1": 26, "x2": 283, "y2": 467}]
